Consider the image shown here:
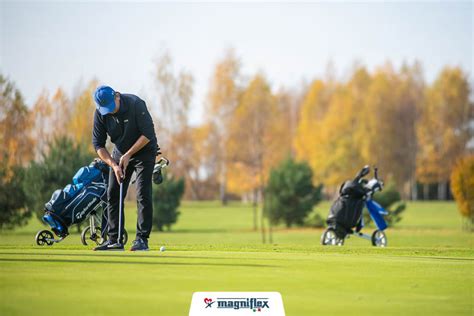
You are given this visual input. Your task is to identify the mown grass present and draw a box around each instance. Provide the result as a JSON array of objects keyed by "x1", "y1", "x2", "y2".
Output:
[{"x1": 0, "y1": 201, "x2": 472, "y2": 315}]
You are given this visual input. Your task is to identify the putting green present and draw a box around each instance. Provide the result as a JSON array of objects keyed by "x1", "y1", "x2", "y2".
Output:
[{"x1": 0, "y1": 201, "x2": 472, "y2": 315}]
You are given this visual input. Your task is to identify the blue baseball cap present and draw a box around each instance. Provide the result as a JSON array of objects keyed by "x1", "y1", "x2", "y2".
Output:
[{"x1": 94, "y1": 86, "x2": 116, "y2": 115}]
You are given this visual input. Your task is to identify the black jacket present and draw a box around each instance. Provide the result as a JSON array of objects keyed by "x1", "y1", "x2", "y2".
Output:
[{"x1": 92, "y1": 93, "x2": 158, "y2": 160}]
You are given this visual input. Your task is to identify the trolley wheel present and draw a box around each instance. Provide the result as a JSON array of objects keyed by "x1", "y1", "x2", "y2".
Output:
[
  {"x1": 321, "y1": 228, "x2": 344, "y2": 246},
  {"x1": 371, "y1": 230, "x2": 388, "y2": 247},
  {"x1": 35, "y1": 230, "x2": 54, "y2": 246},
  {"x1": 81, "y1": 226, "x2": 105, "y2": 246},
  {"x1": 99, "y1": 229, "x2": 129, "y2": 246}
]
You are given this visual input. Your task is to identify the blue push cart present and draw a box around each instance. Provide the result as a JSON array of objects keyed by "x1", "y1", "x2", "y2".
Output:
[{"x1": 321, "y1": 166, "x2": 389, "y2": 247}]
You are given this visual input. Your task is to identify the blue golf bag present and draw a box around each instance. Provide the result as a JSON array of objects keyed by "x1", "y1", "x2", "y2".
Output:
[{"x1": 42, "y1": 159, "x2": 109, "y2": 238}]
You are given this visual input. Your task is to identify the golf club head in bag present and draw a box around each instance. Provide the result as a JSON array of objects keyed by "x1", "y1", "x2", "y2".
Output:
[
  {"x1": 355, "y1": 165, "x2": 370, "y2": 181},
  {"x1": 153, "y1": 157, "x2": 169, "y2": 185}
]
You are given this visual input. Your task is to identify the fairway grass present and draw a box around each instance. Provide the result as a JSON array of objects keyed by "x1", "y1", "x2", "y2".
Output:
[{"x1": 0, "y1": 201, "x2": 472, "y2": 315}]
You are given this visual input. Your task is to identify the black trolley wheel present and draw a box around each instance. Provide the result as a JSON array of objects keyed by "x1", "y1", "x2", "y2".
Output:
[
  {"x1": 321, "y1": 228, "x2": 343, "y2": 245},
  {"x1": 371, "y1": 230, "x2": 388, "y2": 247},
  {"x1": 85, "y1": 228, "x2": 129, "y2": 246},
  {"x1": 81, "y1": 226, "x2": 104, "y2": 246},
  {"x1": 35, "y1": 230, "x2": 54, "y2": 246}
]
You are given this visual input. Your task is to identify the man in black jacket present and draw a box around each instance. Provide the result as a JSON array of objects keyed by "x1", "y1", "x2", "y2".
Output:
[{"x1": 92, "y1": 85, "x2": 158, "y2": 251}]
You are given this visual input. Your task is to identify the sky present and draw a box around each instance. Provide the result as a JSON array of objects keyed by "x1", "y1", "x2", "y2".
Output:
[{"x1": 1, "y1": 1, "x2": 472, "y2": 125}]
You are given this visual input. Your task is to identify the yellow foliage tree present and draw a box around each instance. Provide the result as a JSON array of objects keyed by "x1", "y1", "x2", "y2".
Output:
[
  {"x1": 67, "y1": 80, "x2": 98, "y2": 154},
  {"x1": 31, "y1": 90, "x2": 52, "y2": 160},
  {"x1": 49, "y1": 88, "x2": 72, "y2": 139},
  {"x1": 312, "y1": 88, "x2": 365, "y2": 187},
  {"x1": 227, "y1": 74, "x2": 287, "y2": 233},
  {"x1": 359, "y1": 63, "x2": 422, "y2": 195},
  {"x1": 205, "y1": 49, "x2": 241, "y2": 204},
  {"x1": 294, "y1": 80, "x2": 333, "y2": 177},
  {"x1": 0, "y1": 74, "x2": 34, "y2": 172},
  {"x1": 417, "y1": 67, "x2": 472, "y2": 198},
  {"x1": 450, "y1": 155, "x2": 474, "y2": 230}
]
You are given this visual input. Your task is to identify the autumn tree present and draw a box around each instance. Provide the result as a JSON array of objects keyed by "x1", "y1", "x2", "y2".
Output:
[
  {"x1": 451, "y1": 155, "x2": 474, "y2": 230},
  {"x1": 417, "y1": 67, "x2": 473, "y2": 199},
  {"x1": 0, "y1": 74, "x2": 33, "y2": 228},
  {"x1": 227, "y1": 74, "x2": 287, "y2": 239},
  {"x1": 311, "y1": 86, "x2": 365, "y2": 186},
  {"x1": 31, "y1": 90, "x2": 52, "y2": 160},
  {"x1": 205, "y1": 49, "x2": 241, "y2": 204},
  {"x1": 294, "y1": 79, "x2": 334, "y2": 184},
  {"x1": 49, "y1": 88, "x2": 72, "y2": 139},
  {"x1": 359, "y1": 63, "x2": 423, "y2": 197},
  {"x1": 67, "y1": 80, "x2": 99, "y2": 153},
  {"x1": 0, "y1": 74, "x2": 34, "y2": 172},
  {"x1": 275, "y1": 87, "x2": 303, "y2": 158},
  {"x1": 153, "y1": 52, "x2": 197, "y2": 199}
]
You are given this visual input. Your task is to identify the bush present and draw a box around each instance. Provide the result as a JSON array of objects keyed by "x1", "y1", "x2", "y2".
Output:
[
  {"x1": 451, "y1": 155, "x2": 474, "y2": 230},
  {"x1": 363, "y1": 182, "x2": 406, "y2": 226},
  {"x1": 0, "y1": 165, "x2": 30, "y2": 229},
  {"x1": 152, "y1": 171, "x2": 185, "y2": 231},
  {"x1": 264, "y1": 158, "x2": 323, "y2": 227},
  {"x1": 304, "y1": 210, "x2": 326, "y2": 228},
  {"x1": 24, "y1": 137, "x2": 94, "y2": 222}
]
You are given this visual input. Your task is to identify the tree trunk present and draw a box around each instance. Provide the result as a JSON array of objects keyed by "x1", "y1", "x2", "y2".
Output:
[
  {"x1": 423, "y1": 183, "x2": 429, "y2": 200},
  {"x1": 411, "y1": 178, "x2": 418, "y2": 201},
  {"x1": 268, "y1": 217, "x2": 273, "y2": 244},
  {"x1": 438, "y1": 181, "x2": 447, "y2": 200},
  {"x1": 259, "y1": 187, "x2": 266, "y2": 244},
  {"x1": 219, "y1": 161, "x2": 227, "y2": 205},
  {"x1": 260, "y1": 205, "x2": 266, "y2": 244},
  {"x1": 252, "y1": 188, "x2": 258, "y2": 231}
]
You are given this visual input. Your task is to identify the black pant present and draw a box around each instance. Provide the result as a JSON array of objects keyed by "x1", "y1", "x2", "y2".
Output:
[{"x1": 106, "y1": 154, "x2": 154, "y2": 243}]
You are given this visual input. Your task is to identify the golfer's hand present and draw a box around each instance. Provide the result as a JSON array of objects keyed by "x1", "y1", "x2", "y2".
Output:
[
  {"x1": 112, "y1": 165, "x2": 124, "y2": 183},
  {"x1": 119, "y1": 153, "x2": 131, "y2": 174}
]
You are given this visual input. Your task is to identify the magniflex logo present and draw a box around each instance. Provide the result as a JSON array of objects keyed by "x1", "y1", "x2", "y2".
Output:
[
  {"x1": 190, "y1": 292, "x2": 285, "y2": 316},
  {"x1": 205, "y1": 297, "x2": 269, "y2": 312}
]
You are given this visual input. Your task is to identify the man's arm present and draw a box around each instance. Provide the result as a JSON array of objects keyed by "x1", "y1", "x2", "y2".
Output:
[
  {"x1": 97, "y1": 147, "x2": 124, "y2": 182},
  {"x1": 118, "y1": 135, "x2": 150, "y2": 171},
  {"x1": 126, "y1": 135, "x2": 150, "y2": 156},
  {"x1": 92, "y1": 112, "x2": 124, "y2": 182},
  {"x1": 118, "y1": 99, "x2": 156, "y2": 171},
  {"x1": 97, "y1": 147, "x2": 118, "y2": 168}
]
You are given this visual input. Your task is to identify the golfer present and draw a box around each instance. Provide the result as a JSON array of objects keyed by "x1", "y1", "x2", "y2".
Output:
[{"x1": 92, "y1": 86, "x2": 158, "y2": 251}]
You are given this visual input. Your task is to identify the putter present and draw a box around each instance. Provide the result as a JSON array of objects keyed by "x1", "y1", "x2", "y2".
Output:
[{"x1": 118, "y1": 176, "x2": 123, "y2": 246}]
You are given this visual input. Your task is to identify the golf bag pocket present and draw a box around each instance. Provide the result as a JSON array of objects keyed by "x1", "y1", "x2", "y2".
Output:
[
  {"x1": 340, "y1": 180, "x2": 366, "y2": 199},
  {"x1": 73, "y1": 165, "x2": 102, "y2": 186},
  {"x1": 69, "y1": 185, "x2": 104, "y2": 224},
  {"x1": 63, "y1": 183, "x2": 84, "y2": 197},
  {"x1": 45, "y1": 184, "x2": 106, "y2": 227},
  {"x1": 328, "y1": 196, "x2": 365, "y2": 229}
]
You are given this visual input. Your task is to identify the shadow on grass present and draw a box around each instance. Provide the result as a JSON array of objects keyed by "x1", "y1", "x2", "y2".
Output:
[
  {"x1": 1, "y1": 228, "x2": 231, "y2": 236},
  {"x1": 0, "y1": 257, "x2": 276, "y2": 268},
  {"x1": 392, "y1": 256, "x2": 474, "y2": 262},
  {"x1": 0, "y1": 251, "x2": 275, "y2": 262},
  {"x1": 163, "y1": 228, "x2": 229, "y2": 234}
]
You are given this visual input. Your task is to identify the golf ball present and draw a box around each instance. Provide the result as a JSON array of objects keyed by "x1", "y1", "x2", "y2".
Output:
[{"x1": 160, "y1": 246, "x2": 166, "y2": 252}]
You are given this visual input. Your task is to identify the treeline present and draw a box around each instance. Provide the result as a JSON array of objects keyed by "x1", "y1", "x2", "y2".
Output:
[
  {"x1": 154, "y1": 51, "x2": 472, "y2": 202},
  {"x1": 1, "y1": 50, "x2": 472, "y2": 208}
]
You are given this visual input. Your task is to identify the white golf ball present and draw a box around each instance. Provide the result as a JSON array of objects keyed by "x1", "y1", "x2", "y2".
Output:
[{"x1": 160, "y1": 246, "x2": 166, "y2": 252}]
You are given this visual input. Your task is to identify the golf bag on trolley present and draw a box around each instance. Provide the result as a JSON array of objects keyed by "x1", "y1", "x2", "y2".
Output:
[
  {"x1": 35, "y1": 157, "x2": 169, "y2": 246},
  {"x1": 321, "y1": 165, "x2": 389, "y2": 247},
  {"x1": 35, "y1": 159, "x2": 118, "y2": 246}
]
